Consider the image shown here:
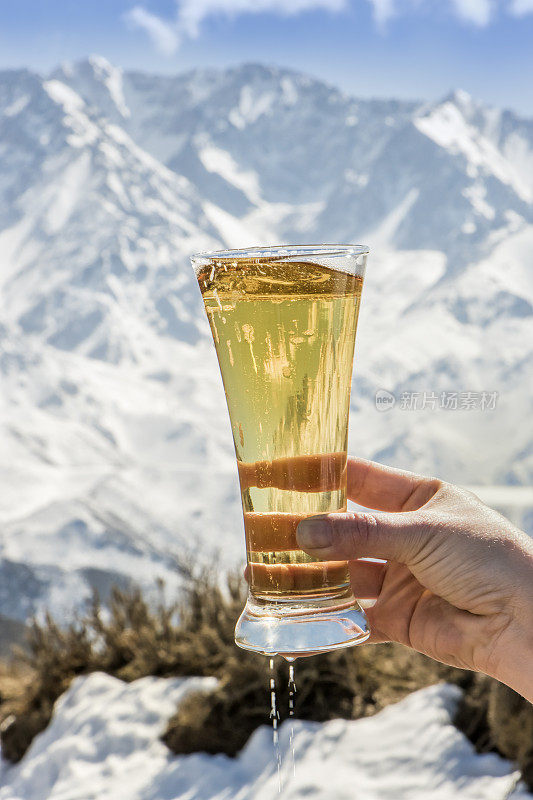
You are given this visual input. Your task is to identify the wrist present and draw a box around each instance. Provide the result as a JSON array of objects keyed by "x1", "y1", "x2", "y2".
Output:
[
  {"x1": 488, "y1": 601, "x2": 533, "y2": 702},
  {"x1": 492, "y1": 627, "x2": 533, "y2": 702},
  {"x1": 488, "y1": 539, "x2": 533, "y2": 701}
]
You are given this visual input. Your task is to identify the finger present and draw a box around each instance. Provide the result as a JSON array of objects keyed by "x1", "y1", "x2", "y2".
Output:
[
  {"x1": 297, "y1": 510, "x2": 426, "y2": 565},
  {"x1": 347, "y1": 457, "x2": 441, "y2": 512},
  {"x1": 348, "y1": 559, "x2": 386, "y2": 599},
  {"x1": 366, "y1": 589, "x2": 483, "y2": 667}
]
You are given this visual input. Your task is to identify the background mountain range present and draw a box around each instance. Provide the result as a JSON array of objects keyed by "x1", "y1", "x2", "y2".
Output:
[{"x1": 0, "y1": 55, "x2": 532, "y2": 637}]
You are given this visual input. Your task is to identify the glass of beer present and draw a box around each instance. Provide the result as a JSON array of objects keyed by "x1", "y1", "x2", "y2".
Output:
[{"x1": 191, "y1": 245, "x2": 370, "y2": 658}]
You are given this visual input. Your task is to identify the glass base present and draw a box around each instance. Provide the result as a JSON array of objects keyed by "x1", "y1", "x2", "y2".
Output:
[{"x1": 234, "y1": 592, "x2": 370, "y2": 659}]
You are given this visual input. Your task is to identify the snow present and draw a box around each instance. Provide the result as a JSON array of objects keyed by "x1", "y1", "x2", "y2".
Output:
[
  {"x1": 415, "y1": 101, "x2": 532, "y2": 202},
  {"x1": 43, "y1": 79, "x2": 85, "y2": 112},
  {"x1": 367, "y1": 188, "x2": 420, "y2": 245},
  {"x1": 462, "y1": 182, "x2": 495, "y2": 220},
  {"x1": 44, "y1": 151, "x2": 91, "y2": 233},
  {"x1": 3, "y1": 95, "x2": 29, "y2": 117},
  {"x1": 88, "y1": 55, "x2": 130, "y2": 119},
  {"x1": 0, "y1": 215, "x2": 40, "y2": 286},
  {"x1": 228, "y1": 85, "x2": 275, "y2": 129},
  {"x1": 0, "y1": 675, "x2": 528, "y2": 800},
  {"x1": 0, "y1": 674, "x2": 217, "y2": 800},
  {"x1": 202, "y1": 200, "x2": 270, "y2": 248},
  {"x1": 503, "y1": 131, "x2": 533, "y2": 196},
  {"x1": 198, "y1": 143, "x2": 262, "y2": 205},
  {"x1": 452, "y1": 88, "x2": 473, "y2": 107},
  {"x1": 106, "y1": 171, "x2": 131, "y2": 211},
  {"x1": 281, "y1": 77, "x2": 298, "y2": 106}
]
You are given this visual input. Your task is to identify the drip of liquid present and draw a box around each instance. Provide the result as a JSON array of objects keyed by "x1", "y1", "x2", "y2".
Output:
[
  {"x1": 269, "y1": 658, "x2": 283, "y2": 793},
  {"x1": 288, "y1": 664, "x2": 297, "y2": 776},
  {"x1": 288, "y1": 664, "x2": 296, "y2": 717}
]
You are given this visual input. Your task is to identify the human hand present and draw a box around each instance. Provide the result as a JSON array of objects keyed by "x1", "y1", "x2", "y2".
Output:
[{"x1": 296, "y1": 458, "x2": 533, "y2": 702}]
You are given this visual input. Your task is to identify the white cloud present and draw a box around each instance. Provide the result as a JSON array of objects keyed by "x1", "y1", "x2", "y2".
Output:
[
  {"x1": 126, "y1": 0, "x2": 348, "y2": 55},
  {"x1": 367, "y1": 0, "x2": 396, "y2": 28},
  {"x1": 125, "y1": 0, "x2": 528, "y2": 53},
  {"x1": 509, "y1": 0, "x2": 533, "y2": 15},
  {"x1": 178, "y1": 0, "x2": 348, "y2": 38},
  {"x1": 125, "y1": 6, "x2": 180, "y2": 55},
  {"x1": 449, "y1": 0, "x2": 493, "y2": 26}
]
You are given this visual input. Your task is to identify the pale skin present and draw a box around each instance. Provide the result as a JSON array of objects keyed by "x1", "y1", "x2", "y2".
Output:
[{"x1": 295, "y1": 458, "x2": 533, "y2": 703}]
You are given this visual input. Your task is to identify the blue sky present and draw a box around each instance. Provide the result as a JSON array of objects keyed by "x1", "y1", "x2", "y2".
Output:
[{"x1": 1, "y1": 0, "x2": 533, "y2": 115}]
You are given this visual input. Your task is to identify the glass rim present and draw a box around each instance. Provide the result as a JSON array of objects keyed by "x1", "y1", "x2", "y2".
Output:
[{"x1": 190, "y1": 243, "x2": 370, "y2": 262}]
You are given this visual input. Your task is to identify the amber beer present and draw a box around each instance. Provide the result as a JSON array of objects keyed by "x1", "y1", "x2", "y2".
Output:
[{"x1": 192, "y1": 246, "x2": 370, "y2": 656}]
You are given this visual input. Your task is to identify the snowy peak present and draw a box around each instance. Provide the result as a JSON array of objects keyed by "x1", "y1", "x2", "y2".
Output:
[
  {"x1": 52, "y1": 55, "x2": 130, "y2": 120},
  {"x1": 440, "y1": 88, "x2": 483, "y2": 121},
  {"x1": 0, "y1": 65, "x2": 221, "y2": 365},
  {"x1": 0, "y1": 68, "x2": 44, "y2": 121},
  {"x1": 415, "y1": 93, "x2": 532, "y2": 202}
]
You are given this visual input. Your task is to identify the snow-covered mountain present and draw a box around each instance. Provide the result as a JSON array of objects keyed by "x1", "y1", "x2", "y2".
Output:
[
  {"x1": 51, "y1": 58, "x2": 533, "y2": 256},
  {"x1": 0, "y1": 56, "x2": 532, "y2": 627}
]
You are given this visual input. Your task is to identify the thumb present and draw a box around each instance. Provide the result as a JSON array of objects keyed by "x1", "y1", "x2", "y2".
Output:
[{"x1": 296, "y1": 511, "x2": 427, "y2": 564}]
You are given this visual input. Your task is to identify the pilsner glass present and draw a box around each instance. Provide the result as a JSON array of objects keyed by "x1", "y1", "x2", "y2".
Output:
[{"x1": 191, "y1": 245, "x2": 370, "y2": 657}]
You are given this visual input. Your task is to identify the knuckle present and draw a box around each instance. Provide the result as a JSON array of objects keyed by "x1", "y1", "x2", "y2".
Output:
[
  {"x1": 344, "y1": 512, "x2": 378, "y2": 557},
  {"x1": 407, "y1": 477, "x2": 443, "y2": 510},
  {"x1": 426, "y1": 477, "x2": 444, "y2": 497},
  {"x1": 406, "y1": 509, "x2": 446, "y2": 559}
]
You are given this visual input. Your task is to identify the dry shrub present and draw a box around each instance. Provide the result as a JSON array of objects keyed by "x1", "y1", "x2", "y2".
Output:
[
  {"x1": 0, "y1": 613, "x2": 94, "y2": 762},
  {"x1": 0, "y1": 569, "x2": 531, "y2": 793},
  {"x1": 455, "y1": 675, "x2": 533, "y2": 789},
  {"x1": 162, "y1": 629, "x2": 472, "y2": 757},
  {"x1": 0, "y1": 570, "x2": 244, "y2": 762}
]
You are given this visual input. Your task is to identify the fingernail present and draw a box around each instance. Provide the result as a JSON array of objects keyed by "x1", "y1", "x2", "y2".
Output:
[{"x1": 297, "y1": 518, "x2": 332, "y2": 549}]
